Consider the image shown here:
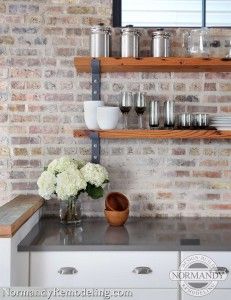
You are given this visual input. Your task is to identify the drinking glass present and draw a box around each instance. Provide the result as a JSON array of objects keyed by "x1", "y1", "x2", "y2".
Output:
[
  {"x1": 134, "y1": 92, "x2": 146, "y2": 129},
  {"x1": 119, "y1": 92, "x2": 133, "y2": 129},
  {"x1": 164, "y1": 100, "x2": 175, "y2": 128},
  {"x1": 149, "y1": 100, "x2": 160, "y2": 129}
]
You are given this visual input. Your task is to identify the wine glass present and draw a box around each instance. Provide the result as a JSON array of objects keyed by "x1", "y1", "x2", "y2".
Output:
[
  {"x1": 119, "y1": 92, "x2": 133, "y2": 129},
  {"x1": 134, "y1": 92, "x2": 146, "y2": 129}
]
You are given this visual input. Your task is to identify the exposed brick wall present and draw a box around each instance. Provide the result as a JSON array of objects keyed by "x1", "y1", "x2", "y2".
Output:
[{"x1": 0, "y1": 0, "x2": 231, "y2": 217}]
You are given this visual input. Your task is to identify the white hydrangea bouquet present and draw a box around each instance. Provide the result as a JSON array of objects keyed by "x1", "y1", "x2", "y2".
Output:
[{"x1": 37, "y1": 156, "x2": 109, "y2": 223}]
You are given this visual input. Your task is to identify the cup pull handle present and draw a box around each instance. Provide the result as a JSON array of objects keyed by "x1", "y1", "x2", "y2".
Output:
[
  {"x1": 133, "y1": 266, "x2": 152, "y2": 274},
  {"x1": 215, "y1": 266, "x2": 229, "y2": 275},
  {"x1": 58, "y1": 267, "x2": 78, "y2": 275}
]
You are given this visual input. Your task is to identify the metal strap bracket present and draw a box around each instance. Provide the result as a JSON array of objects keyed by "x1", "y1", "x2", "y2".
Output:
[
  {"x1": 89, "y1": 131, "x2": 100, "y2": 164},
  {"x1": 91, "y1": 58, "x2": 101, "y2": 101},
  {"x1": 89, "y1": 58, "x2": 101, "y2": 163}
]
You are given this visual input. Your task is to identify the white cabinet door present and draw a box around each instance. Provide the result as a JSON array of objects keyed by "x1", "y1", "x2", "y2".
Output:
[
  {"x1": 182, "y1": 289, "x2": 231, "y2": 300},
  {"x1": 30, "y1": 251, "x2": 178, "y2": 288},
  {"x1": 129, "y1": 289, "x2": 178, "y2": 300},
  {"x1": 181, "y1": 252, "x2": 231, "y2": 289},
  {"x1": 0, "y1": 210, "x2": 40, "y2": 287}
]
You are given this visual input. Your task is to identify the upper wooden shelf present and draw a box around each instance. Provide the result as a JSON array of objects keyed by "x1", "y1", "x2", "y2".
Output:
[
  {"x1": 74, "y1": 129, "x2": 231, "y2": 140},
  {"x1": 74, "y1": 57, "x2": 231, "y2": 73}
]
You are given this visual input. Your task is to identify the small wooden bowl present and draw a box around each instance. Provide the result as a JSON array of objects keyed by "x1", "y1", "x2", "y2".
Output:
[
  {"x1": 105, "y1": 192, "x2": 129, "y2": 211},
  {"x1": 104, "y1": 208, "x2": 129, "y2": 226}
]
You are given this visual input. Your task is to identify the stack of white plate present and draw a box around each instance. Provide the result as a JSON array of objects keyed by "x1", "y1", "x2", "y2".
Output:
[{"x1": 210, "y1": 115, "x2": 231, "y2": 130}]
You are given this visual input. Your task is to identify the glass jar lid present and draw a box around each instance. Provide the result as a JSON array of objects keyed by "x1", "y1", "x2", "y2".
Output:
[
  {"x1": 152, "y1": 28, "x2": 170, "y2": 38},
  {"x1": 91, "y1": 23, "x2": 111, "y2": 34},
  {"x1": 121, "y1": 25, "x2": 141, "y2": 36}
]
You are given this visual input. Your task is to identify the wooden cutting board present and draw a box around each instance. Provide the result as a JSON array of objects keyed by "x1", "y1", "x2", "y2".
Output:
[{"x1": 0, "y1": 195, "x2": 44, "y2": 237}]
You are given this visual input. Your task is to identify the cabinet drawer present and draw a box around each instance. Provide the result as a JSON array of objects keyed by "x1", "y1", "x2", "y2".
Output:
[
  {"x1": 131, "y1": 289, "x2": 178, "y2": 300},
  {"x1": 182, "y1": 289, "x2": 231, "y2": 300},
  {"x1": 30, "y1": 251, "x2": 178, "y2": 288},
  {"x1": 181, "y1": 252, "x2": 231, "y2": 289}
]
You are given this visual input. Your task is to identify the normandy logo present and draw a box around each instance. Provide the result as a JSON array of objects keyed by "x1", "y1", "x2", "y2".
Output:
[{"x1": 170, "y1": 254, "x2": 228, "y2": 297}]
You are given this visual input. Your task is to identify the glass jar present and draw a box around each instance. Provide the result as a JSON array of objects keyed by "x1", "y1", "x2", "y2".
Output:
[
  {"x1": 59, "y1": 197, "x2": 82, "y2": 224},
  {"x1": 184, "y1": 28, "x2": 210, "y2": 57}
]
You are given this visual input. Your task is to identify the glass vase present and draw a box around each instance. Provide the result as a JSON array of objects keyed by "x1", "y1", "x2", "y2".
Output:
[{"x1": 59, "y1": 197, "x2": 82, "y2": 225}]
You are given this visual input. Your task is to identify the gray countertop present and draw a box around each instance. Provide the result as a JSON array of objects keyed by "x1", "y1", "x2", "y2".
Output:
[{"x1": 18, "y1": 217, "x2": 231, "y2": 251}]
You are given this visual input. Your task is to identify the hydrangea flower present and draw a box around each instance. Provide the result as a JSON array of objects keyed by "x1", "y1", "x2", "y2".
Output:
[
  {"x1": 37, "y1": 156, "x2": 108, "y2": 201},
  {"x1": 80, "y1": 162, "x2": 109, "y2": 187},
  {"x1": 37, "y1": 171, "x2": 56, "y2": 200},
  {"x1": 47, "y1": 156, "x2": 85, "y2": 174},
  {"x1": 56, "y1": 166, "x2": 87, "y2": 200}
]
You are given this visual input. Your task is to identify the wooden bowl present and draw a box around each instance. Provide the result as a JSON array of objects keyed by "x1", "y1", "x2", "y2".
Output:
[
  {"x1": 105, "y1": 192, "x2": 129, "y2": 211},
  {"x1": 104, "y1": 208, "x2": 129, "y2": 226}
]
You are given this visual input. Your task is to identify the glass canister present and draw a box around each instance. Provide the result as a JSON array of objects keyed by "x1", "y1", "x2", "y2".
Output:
[
  {"x1": 121, "y1": 25, "x2": 141, "y2": 58},
  {"x1": 151, "y1": 29, "x2": 170, "y2": 57},
  {"x1": 90, "y1": 23, "x2": 111, "y2": 57},
  {"x1": 184, "y1": 28, "x2": 210, "y2": 58}
]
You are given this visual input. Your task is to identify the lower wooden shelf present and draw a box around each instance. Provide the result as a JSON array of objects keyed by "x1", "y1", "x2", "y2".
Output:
[
  {"x1": 73, "y1": 129, "x2": 231, "y2": 139},
  {"x1": 74, "y1": 57, "x2": 231, "y2": 73}
]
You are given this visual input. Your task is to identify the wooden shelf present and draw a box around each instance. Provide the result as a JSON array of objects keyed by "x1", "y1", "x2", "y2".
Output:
[
  {"x1": 74, "y1": 57, "x2": 231, "y2": 73},
  {"x1": 74, "y1": 129, "x2": 231, "y2": 140}
]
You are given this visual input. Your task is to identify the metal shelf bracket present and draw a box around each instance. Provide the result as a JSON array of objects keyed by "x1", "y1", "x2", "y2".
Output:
[
  {"x1": 91, "y1": 58, "x2": 101, "y2": 101},
  {"x1": 89, "y1": 131, "x2": 100, "y2": 164}
]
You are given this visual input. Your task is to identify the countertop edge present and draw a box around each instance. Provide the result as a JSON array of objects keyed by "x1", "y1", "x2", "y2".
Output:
[
  {"x1": 18, "y1": 245, "x2": 231, "y2": 252},
  {"x1": 0, "y1": 195, "x2": 44, "y2": 237}
]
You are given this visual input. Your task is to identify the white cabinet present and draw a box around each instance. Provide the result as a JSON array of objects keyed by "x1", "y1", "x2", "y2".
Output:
[
  {"x1": 181, "y1": 252, "x2": 231, "y2": 300},
  {"x1": 182, "y1": 289, "x2": 231, "y2": 300},
  {"x1": 127, "y1": 289, "x2": 178, "y2": 300},
  {"x1": 181, "y1": 252, "x2": 231, "y2": 289},
  {"x1": 0, "y1": 210, "x2": 40, "y2": 287},
  {"x1": 30, "y1": 251, "x2": 179, "y2": 288}
]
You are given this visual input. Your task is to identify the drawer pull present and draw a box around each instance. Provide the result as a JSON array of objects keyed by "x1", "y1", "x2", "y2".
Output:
[
  {"x1": 133, "y1": 266, "x2": 152, "y2": 275},
  {"x1": 58, "y1": 267, "x2": 77, "y2": 275},
  {"x1": 214, "y1": 266, "x2": 229, "y2": 275}
]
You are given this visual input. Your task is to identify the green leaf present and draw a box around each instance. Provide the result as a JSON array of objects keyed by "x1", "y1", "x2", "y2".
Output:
[{"x1": 86, "y1": 183, "x2": 104, "y2": 199}]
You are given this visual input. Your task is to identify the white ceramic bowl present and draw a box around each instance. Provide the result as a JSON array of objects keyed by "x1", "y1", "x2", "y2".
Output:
[
  {"x1": 97, "y1": 106, "x2": 120, "y2": 130},
  {"x1": 84, "y1": 101, "x2": 104, "y2": 130}
]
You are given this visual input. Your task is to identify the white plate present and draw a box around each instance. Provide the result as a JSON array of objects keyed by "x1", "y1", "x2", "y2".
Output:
[
  {"x1": 214, "y1": 127, "x2": 231, "y2": 131},
  {"x1": 210, "y1": 119, "x2": 231, "y2": 121},
  {"x1": 210, "y1": 124, "x2": 231, "y2": 126},
  {"x1": 211, "y1": 119, "x2": 231, "y2": 121},
  {"x1": 211, "y1": 118, "x2": 231, "y2": 121},
  {"x1": 210, "y1": 123, "x2": 231, "y2": 126}
]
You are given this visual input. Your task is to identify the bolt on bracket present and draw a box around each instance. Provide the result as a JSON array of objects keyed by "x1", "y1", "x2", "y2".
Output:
[
  {"x1": 91, "y1": 58, "x2": 101, "y2": 101},
  {"x1": 89, "y1": 131, "x2": 100, "y2": 164}
]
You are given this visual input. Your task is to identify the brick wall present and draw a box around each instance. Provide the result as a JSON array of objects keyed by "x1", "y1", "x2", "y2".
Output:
[{"x1": 0, "y1": 0, "x2": 231, "y2": 217}]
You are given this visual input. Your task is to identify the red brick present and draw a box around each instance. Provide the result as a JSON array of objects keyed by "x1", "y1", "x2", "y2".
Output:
[
  {"x1": 0, "y1": 114, "x2": 8, "y2": 122},
  {"x1": 10, "y1": 115, "x2": 40, "y2": 122},
  {"x1": 13, "y1": 148, "x2": 28, "y2": 156},
  {"x1": 13, "y1": 159, "x2": 41, "y2": 167},
  {"x1": 205, "y1": 72, "x2": 231, "y2": 79},
  {"x1": 11, "y1": 137, "x2": 40, "y2": 145},
  {"x1": 10, "y1": 171, "x2": 26, "y2": 179},
  {"x1": 46, "y1": 147, "x2": 62, "y2": 155},
  {"x1": 210, "y1": 204, "x2": 231, "y2": 210},
  {"x1": 219, "y1": 83, "x2": 231, "y2": 91},
  {"x1": 172, "y1": 148, "x2": 186, "y2": 155},
  {"x1": 220, "y1": 106, "x2": 231, "y2": 113},
  {"x1": 9, "y1": 104, "x2": 25, "y2": 112},
  {"x1": 223, "y1": 194, "x2": 231, "y2": 201},
  {"x1": 29, "y1": 125, "x2": 59, "y2": 134},
  {"x1": 188, "y1": 105, "x2": 217, "y2": 113},
  {"x1": 193, "y1": 171, "x2": 221, "y2": 178},
  {"x1": 200, "y1": 160, "x2": 229, "y2": 167},
  {"x1": 12, "y1": 182, "x2": 37, "y2": 190},
  {"x1": 204, "y1": 83, "x2": 216, "y2": 91}
]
